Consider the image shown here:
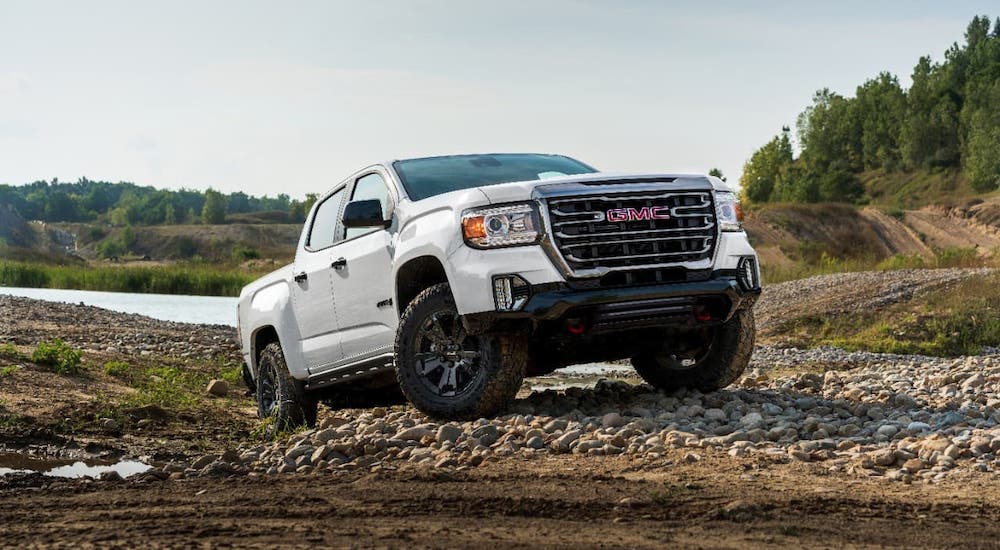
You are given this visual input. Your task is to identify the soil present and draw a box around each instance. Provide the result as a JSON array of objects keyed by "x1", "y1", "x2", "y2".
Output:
[{"x1": 4, "y1": 456, "x2": 1000, "y2": 548}]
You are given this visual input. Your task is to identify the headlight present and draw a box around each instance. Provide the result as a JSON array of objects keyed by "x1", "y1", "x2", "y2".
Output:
[
  {"x1": 462, "y1": 203, "x2": 541, "y2": 248},
  {"x1": 715, "y1": 191, "x2": 743, "y2": 232}
]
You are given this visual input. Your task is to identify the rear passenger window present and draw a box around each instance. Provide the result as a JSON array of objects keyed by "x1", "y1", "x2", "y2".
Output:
[{"x1": 307, "y1": 188, "x2": 345, "y2": 250}]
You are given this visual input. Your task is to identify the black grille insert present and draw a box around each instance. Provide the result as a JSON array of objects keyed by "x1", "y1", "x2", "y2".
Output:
[{"x1": 546, "y1": 191, "x2": 716, "y2": 274}]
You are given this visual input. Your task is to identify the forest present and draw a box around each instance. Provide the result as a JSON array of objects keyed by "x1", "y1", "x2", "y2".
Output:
[
  {"x1": 0, "y1": 178, "x2": 317, "y2": 225},
  {"x1": 741, "y1": 15, "x2": 1000, "y2": 205}
]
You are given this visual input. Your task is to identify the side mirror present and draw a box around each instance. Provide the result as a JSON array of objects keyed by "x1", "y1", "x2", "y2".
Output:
[{"x1": 342, "y1": 199, "x2": 389, "y2": 229}]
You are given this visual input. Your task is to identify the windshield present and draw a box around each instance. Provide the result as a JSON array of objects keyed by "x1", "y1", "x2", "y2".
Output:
[{"x1": 393, "y1": 154, "x2": 596, "y2": 201}]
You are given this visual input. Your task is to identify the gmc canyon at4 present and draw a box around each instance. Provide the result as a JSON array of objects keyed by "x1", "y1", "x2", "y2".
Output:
[{"x1": 238, "y1": 153, "x2": 760, "y2": 427}]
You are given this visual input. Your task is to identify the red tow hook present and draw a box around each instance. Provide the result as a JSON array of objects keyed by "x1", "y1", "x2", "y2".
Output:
[
  {"x1": 694, "y1": 306, "x2": 712, "y2": 322},
  {"x1": 566, "y1": 319, "x2": 587, "y2": 335}
]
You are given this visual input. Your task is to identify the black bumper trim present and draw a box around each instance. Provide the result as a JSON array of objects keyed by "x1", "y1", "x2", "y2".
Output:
[{"x1": 463, "y1": 274, "x2": 759, "y2": 334}]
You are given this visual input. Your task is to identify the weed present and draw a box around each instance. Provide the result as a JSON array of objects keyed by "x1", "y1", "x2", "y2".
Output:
[
  {"x1": 779, "y1": 525, "x2": 802, "y2": 537},
  {"x1": 0, "y1": 343, "x2": 27, "y2": 362},
  {"x1": 32, "y1": 339, "x2": 84, "y2": 375},
  {"x1": 103, "y1": 360, "x2": 130, "y2": 377},
  {"x1": 121, "y1": 365, "x2": 207, "y2": 409},
  {"x1": 0, "y1": 365, "x2": 19, "y2": 378},
  {"x1": 649, "y1": 483, "x2": 681, "y2": 505}
]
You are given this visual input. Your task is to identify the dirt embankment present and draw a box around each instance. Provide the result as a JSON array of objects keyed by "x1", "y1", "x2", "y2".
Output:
[{"x1": 744, "y1": 198, "x2": 1000, "y2": 269}]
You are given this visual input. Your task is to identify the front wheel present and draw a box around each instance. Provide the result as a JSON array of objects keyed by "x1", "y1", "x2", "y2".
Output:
[
  {"x1": 631, "y1": 309, "x2": 755, "y2": 393},
  {"x1": 395, "y1": 283, "x2": 526, "y2": 420},
  {"x1": 256, "y1": 341, "x2": 318, "y2": 432}
]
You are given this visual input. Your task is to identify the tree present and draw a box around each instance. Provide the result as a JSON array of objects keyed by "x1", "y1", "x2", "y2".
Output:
[
  {"x1": 739, "y1": 128, "x2": 793, "y2": 204},
  {"x1": 855, "y1": 72, "x2": 906, "y2": 170},
  {"x1": 201, "y1": 189, "x2": 226, "y2": 225},
  {"x1": 964, "y1": 81, "x2": 1000, "y2": 191},
  {"x1": 164, "y1": 203, "x2": 178, "y2": 225},
  {"x1": 708, "y1": 168, "x2": 726, "y2": 182}
]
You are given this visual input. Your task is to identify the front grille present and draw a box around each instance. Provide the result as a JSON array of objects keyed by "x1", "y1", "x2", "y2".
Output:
[{"x1": 545, "y1": 191, "x2": 716, "y2": 275}]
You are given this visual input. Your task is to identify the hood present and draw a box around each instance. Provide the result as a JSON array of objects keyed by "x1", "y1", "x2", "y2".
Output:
[{"x1": 476, "y1": 172, "x2": 732, "y2": 204}]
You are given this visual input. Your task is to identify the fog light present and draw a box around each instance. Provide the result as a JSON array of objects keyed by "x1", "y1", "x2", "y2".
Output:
[
  {"x1": 493, "y1": 275, "x2": 530, "y2": 311},
  {"x1": 737, "y1": 257, "x2": 760, "y2": 291}
]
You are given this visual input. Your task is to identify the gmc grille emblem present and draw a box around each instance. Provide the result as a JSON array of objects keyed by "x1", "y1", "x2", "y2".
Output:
[{"x1": 606, "y1": 206, "x2": 671, "y2": 222}]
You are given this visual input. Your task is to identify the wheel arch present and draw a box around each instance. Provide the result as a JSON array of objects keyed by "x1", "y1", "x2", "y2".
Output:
[{"x1": 395, "y1": 255, "x2": 450, "y2": 316}]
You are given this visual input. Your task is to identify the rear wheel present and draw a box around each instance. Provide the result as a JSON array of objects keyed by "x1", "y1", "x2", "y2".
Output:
[
  {"x1": 631, "y1": 309, "x2": 755, "y2": 393},
  {"x1": 395, "y1": 283, "x2": 526, "y2": 420},
  {"x1": 256, "y1": 342, "x2": 318, "y2": 432}
]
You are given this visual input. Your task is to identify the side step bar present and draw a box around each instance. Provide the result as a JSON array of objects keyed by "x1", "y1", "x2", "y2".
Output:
[{"x1": 304, "y1": 353, "x2": 394, "y2": 391}]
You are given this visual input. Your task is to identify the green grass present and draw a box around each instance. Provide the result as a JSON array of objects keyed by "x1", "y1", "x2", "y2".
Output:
[
  {"x1": 772, "y1": 272, "x2": 1000, "y2": 356},
  {"x1": 31, "y1": 339, "x2": 85, "y2": 375},
  {"x1": 103, "y1": 360, "x2": 131, "y2": 378},
  {"x1": 120, "y1": 365, "x2": 211, "y2": 410},
  {"x1": 0, "y1": 365, "x2": 19, "y2": 378},
  {"x1": 0, "y1": 260, "x2": 257, "y2": 296}
]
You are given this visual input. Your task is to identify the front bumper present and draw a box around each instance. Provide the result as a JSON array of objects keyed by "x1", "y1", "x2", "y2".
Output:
[{"x1": 463, "y1": 272, "x2": 760, "y2": 335}]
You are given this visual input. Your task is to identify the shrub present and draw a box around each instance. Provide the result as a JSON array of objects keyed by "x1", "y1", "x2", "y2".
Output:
[
  {"x1": 232, "y1": 246, "x2": 260, "y2": 261},
  {"x1": 103, "y1": 360, "x2": 130, "y2": 377},
  {"x1": 32, "y1": 339, "x2": 84, "y2": 375}
]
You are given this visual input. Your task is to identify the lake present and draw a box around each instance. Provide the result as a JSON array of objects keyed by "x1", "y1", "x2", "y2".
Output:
[{"x1": 0, "y1": 286, "x2": 237, "y2": 326}]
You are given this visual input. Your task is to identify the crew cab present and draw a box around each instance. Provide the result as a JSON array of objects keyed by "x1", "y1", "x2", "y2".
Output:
[{"x1": 237, "y1": 153, "x2": 760, "y2": 427}]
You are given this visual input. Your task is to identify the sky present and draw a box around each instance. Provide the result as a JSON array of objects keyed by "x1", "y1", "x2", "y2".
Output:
[{"x1": 0, "y1": 1, "x2": 996, "y2": 198}]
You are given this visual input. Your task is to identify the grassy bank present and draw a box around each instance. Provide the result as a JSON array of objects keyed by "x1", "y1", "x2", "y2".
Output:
[
  {"x1": 770, "y1": 272, "x2": 1000, "y2": 356},
  {"x1": 761, "y1": 246, "x2": 999, "y2": 284},
  {"x1": 0, "y1": 261, "x2": 258, "y2": 297}
]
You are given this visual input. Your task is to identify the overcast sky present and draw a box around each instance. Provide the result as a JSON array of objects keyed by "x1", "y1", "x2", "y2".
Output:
[{"x1": 1, "y1": 1, "x2": 995, "y2": 197}]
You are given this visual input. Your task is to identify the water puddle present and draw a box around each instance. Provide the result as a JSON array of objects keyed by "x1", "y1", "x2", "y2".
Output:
[
  {"x1": 0, "y1": 452, "x2": 152, "y2": 479},
  {"x1": 529, "y1": 362, "x2": 639, "y2": 391}
]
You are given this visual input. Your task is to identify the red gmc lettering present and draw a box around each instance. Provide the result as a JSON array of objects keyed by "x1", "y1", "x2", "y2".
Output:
[{"x1": 606, "y1": 206, "x2": 671, "y2": 222}]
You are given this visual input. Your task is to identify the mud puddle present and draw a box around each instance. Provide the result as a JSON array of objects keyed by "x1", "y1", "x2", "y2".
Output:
[{"x1": 0, "y1": 452, "x2": 152, "y2": 479}]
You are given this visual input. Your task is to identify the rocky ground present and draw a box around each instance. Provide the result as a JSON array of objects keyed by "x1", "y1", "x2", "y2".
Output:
[{"x1": 2, "y1": 268, "x2": 1000, "y2": 547}]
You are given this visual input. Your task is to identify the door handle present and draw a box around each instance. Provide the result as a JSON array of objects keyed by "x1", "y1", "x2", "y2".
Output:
[
  {"x1": 293, "y1": 271, "x2": 308, "y2": 283},
  {"x1": 331, "y1": 257, "x2": 347, "y2": 270}
]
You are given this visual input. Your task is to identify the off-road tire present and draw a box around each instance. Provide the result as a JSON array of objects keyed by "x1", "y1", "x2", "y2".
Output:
[
  {"x1": 395, "y1": 283, "x2": 526, "y2": 420},
  {"x1": 631, "y1": 308, "x2": 755, "y2": 393},
  {"x1": 256, "y1": 342, "x2": 318, "y2": 431}
]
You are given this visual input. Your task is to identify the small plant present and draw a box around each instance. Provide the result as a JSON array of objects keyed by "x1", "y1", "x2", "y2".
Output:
[
  {"x1": 0, "y1": 343, "x2": 27, "y2": 361},
  {"x1": 32, "y1": 339, "x2": 84, "y2": 375},
  {"x1": 649, "y1": 483, "x2": 681, "y2": 505},
  {"x1": 103, "y1": 360, "x2": 130, "y2": 377},
  {"x1": 232, "y1": 245, "x2": 261, "y2": 261},
  {"x1": 0, "y1": 365, "x2": 19, "y2": 378}
]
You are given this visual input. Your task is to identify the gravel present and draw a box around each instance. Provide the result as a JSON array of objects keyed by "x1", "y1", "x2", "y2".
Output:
[{"x1": 158, "y1": 343, "x2": 1000, "y2": 484}]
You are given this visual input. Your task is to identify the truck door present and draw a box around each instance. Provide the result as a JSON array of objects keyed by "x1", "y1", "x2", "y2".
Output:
[
  {"x1": 289, "y1": 186, "x2": 347, "y2": 373},
  {"x1": 330, "y1": 171, "x2": 398, "y2": 364}
]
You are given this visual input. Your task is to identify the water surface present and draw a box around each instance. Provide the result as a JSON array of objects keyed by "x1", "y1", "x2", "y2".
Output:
[{"x1": 0, "y1": 286, "x2": 237, "y2": 326}]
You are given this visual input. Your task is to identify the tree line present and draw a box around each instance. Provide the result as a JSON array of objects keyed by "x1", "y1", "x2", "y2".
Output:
[
  {"x1": 0, "y1": 177, "x2": 318, "y2": 225},
  {"x1": 741, "y1": 15, "x2": 1000, "y2": 204}
]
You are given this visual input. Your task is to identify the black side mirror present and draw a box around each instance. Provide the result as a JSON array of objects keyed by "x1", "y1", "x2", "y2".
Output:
[{"x1": 342, "y1": 199, "x2": 389, "y2": 229}]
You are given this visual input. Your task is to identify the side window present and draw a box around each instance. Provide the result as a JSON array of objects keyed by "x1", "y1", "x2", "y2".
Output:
[
  {"x1": 307, "y1": 188, "x2": 346, "y2": 250},
  {"x1": 345, "y1": 173, "x2": 391, "y2": 240}
]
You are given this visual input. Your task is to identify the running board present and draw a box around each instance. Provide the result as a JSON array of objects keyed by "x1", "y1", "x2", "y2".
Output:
[{"x1": 304, "y1": 353, "x2": 395, "y2": 391}]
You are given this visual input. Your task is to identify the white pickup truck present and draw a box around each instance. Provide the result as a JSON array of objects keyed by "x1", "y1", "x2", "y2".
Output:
[{"x1": 237, "y1": 153, "x2": 760, "y2": 428}]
